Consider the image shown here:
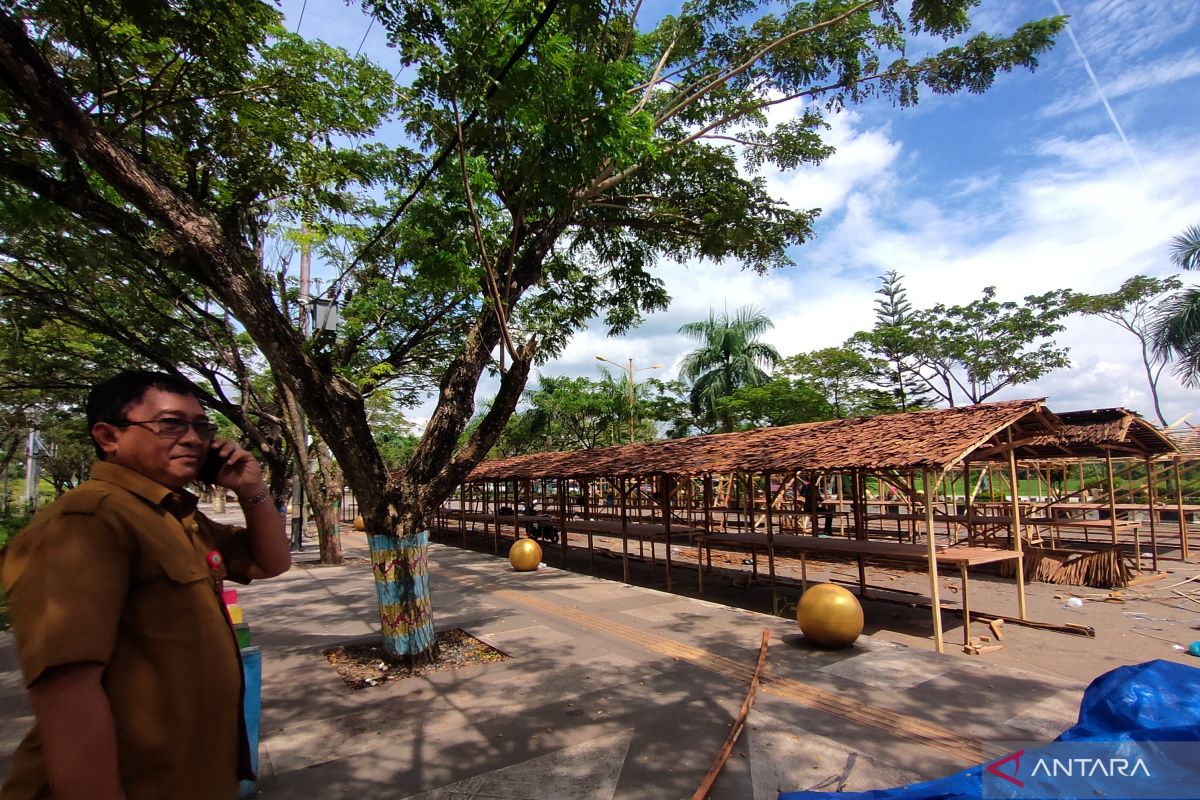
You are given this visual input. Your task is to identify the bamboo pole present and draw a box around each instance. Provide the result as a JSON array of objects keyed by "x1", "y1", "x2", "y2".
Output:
[
  {"x1": 940, "y1": 469, "x2": 953, "y2": 542},
  {"x1": 459, "y1": 483, "x2": 466, "y2": 546},
  {"x1": 662, "y1": 473, "x2": 673, "y2": 592},
  {"x1": 491, "y1": 480, "x2": 500, "y2": 555},
  {"x1": 704, "y1": 474, "x2": 715, "y2": 578},
  {"x1": 923, "y1": 468, "x2": 944, "y2": 654},
  {"x1": 960, "y1": 563, "x2": 971, "y2": 648},
  {"x1": 690, "y1": 629, "x2": 770, "y2": 800},
  {"x1": 765, "y1": 471, "x2": 779, "y2": 615},
  {"x1": 965, "y1": 461, "x2": 977, "y2": 546},
  {"x1": 1175, "y1": 458, "x2": 1190, "y2": 561},
  {"x1": 1007, "y1": 441, "x2": 1027, "y2": 621},
  {"x1": 1106, "y1": 450, "x2": 1119, "y2": 550},
  {"x1": 620, "y1": 476, "x2": 630, "y2": 583},
  {"x1": 558, "y1": 478, "x2": 569, "y2": 559},
  {"x1": 1144, "y1": 457, "x2": 1158, "y2": 572},
  {"x1": 853, "y1": 470, "x2": 867, "y2": 598},
  {"x1": 747, "y1": 471, "x2": 757, "y2": 533},
  {"x1": 584, "y1": 479, "x2": 595, "y2": 572}
]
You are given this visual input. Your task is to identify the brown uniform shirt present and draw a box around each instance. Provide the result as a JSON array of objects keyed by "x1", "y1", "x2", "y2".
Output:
[{"x1": 1, "y1": 461, "x2": 255, "y2": 799}]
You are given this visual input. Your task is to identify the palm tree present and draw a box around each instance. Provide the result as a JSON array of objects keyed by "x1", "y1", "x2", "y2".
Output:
[
  {"x1": 1153, "y1": 225, "x2": 1200, "y2": 386},
  {"x1": 678, "y1": 306, "x2": 780, "y2": 432}
]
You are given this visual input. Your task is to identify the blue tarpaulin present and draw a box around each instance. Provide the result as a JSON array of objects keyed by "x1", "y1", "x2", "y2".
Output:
[{"x1": 779, "y1": 659, "x2": 1200, "y2": 800}]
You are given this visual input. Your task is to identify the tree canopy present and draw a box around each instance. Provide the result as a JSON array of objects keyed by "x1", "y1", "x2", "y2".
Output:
[
  {"x1": 0, "y1": 0, "x2": 1066, "y2": 657},
  {"x1": 859, "y1": 277, "x2": 1071, "y2": 407},
  {"x1": 1153, "y1": 224, "x2": 1200, "y2": 387},
  {"x1": 1067, "y1": 275, "x2": 1182, "y2": 425}
]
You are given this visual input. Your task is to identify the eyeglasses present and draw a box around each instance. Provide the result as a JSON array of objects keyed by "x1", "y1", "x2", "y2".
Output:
[{"x1": 115, "y1": 417, "x2": 220, "y2": 440}]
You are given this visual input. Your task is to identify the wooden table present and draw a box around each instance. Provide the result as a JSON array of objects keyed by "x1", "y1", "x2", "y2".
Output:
[{"x1": 698, "y1": 532, "x2": 1021, "y2": 647}]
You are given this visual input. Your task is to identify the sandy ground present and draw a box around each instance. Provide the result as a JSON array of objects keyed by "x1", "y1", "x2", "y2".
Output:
[{"x1": 419, "y1": 525, "x2": 1200, "y2": 687}]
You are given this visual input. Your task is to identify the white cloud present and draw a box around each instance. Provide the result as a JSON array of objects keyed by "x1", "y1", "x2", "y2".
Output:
[
  {"x1": 565, "y1": 112, "x2": 1200, "y2": 425},
  {"x1": 765, "y1": 109, "x2": 903, "y2": 216},
  {"x1": 1041, "y1": 49, "x2": 1200, "y2": 117},
  {"x1": 1058, "y1": 0, "x2": 1200, "y2": 68}
]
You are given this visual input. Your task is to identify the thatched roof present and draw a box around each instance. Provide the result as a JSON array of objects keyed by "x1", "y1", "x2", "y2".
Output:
[
  {"x1": 1163, "y1": 424, "x2": 1200, "y2": 457},
  {"x1": 467, "y1": 399, "x2": 1056, "y2": 481},
  {"x1": 997, "y1": 408, "x2": 1178, "y2": 461}
]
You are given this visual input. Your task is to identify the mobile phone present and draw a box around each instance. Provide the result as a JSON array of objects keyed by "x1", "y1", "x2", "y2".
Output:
[{"x1": 198, "y1": 447, "x2": 230, "y2": 484}]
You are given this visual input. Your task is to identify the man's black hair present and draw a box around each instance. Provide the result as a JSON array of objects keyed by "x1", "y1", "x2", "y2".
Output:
[{"x1": 86, "y1": 371, "x2": 201, "y2": 458}]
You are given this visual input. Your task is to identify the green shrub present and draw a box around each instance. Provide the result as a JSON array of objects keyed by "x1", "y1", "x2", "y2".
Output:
[{"x1": 0, "y1": 510, "x2": 32, "y2": 631}]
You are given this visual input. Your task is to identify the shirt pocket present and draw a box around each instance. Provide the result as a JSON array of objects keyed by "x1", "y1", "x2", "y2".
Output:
[{"x1": 130, "y1": 552, "x2": 226, "y2": 642}]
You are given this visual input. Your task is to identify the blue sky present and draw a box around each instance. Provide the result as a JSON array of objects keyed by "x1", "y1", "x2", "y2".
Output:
[{"x1": 279, "y1": 0, "x2": 1200, "y2": 428}]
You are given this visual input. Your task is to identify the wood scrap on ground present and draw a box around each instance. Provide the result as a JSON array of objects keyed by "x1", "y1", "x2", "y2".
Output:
[
  {"x1": 964, "y1": 637, "x2": 1004, "y2": 656},
  {"x1": 1127, "y1": 572, "x2": 1170, "y2": 588},
  {"x1": 691, "y1": 628, "x2": 770, "y2": 800}
]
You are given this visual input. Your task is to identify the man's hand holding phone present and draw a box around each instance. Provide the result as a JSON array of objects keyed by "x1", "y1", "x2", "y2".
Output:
[{"x1": 198, "y1": 439, "x2": 267, "y2": 504}]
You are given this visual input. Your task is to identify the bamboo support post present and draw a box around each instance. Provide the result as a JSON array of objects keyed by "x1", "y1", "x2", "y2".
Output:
[
  {"x1": 1105, "y1": 450, "x2": 1119, "y2": 550},
  {"x1": 704, "y1": 474, "x2": 714, "y2": 579},
  {"x1": 923, "y1": 468, "x2": 945, "y2": 654},
  {"x1": 584, "y1": 480, "x2": 595, "y2": 572},
  {"x1": 620, "y1": 476, "x2": 630, "y2": 583},
  {"x1": 1144, "y1": 457, "x2": 1157, "y2": 572},
  {"x1": 960, "y1": 562, "x2": 971, "y2": 648},
  {"x1": 1007, "y1": 442, "x2": 1027, "y2": 621},
  {"x1": 662, "y1": 473, "x2": 673, "y2": 592},
  {"x1": 558, "y1": 480, "x2": 569, "y2": 559},
  {"x1": 459, "y1": 484, "x2": 466, "y2": 546},
  {"x1": 1175, "y1": 459, "x2": 1190, "y2": 561},
  {"x1": 491, "y1": 481, "x2": 500, "y2": 555},
  {"x1": 764, "y1": 471, "x2": 779, "y2": 615},
  {"x1": 853, "y1": 470, "x2": 867, "y2": 598}
]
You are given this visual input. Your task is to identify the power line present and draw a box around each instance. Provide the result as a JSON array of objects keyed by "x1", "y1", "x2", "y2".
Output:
[
  {"x1": 354, "y1": 17, "x2": 374, "y2": 58},
  {"x1": 294, "y1": 0, "x2": 308, "y2": 34}
]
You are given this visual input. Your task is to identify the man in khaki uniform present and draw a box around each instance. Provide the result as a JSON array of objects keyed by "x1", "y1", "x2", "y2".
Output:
[{"x1": 1, "y1": 371, "x2": 291, "y2": 799}]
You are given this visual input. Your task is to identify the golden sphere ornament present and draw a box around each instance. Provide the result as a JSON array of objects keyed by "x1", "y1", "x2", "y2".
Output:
[
  {"x1": 508, "y1": 538, "x2": 543, "y2": 572},
  {"x1": 796, "y1": 583, "x2": 863, "y2": 648}
]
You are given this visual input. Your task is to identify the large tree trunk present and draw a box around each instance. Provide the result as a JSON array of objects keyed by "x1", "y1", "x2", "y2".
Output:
[
  {"x1": 279, "y1": 379, "x2": 343, "y2": 564},
  {"x1": 367, "y1": 525, "x2": 436, "y2": 663},
  {"x1": 312, "y1": 442, "x2": 344, "y2": 565},
  {"x1": 0, "y1": 16, "x2": 551, "y2": 661}
]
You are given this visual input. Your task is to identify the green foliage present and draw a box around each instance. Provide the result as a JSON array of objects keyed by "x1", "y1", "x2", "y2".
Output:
[
  {"x1": 494, "y1": 370, "x2": 656, "y2": 453},
  {"x1": 861, "y1": 270, "x2": 931, "y2": 412},
  {"x1": 679, "y1": 306, "x2": 781, "y2": 432},
  {"x1": 782, "y1": 346, "x2": 895, "y2": 418},
  {"x1": 859, "y1": 275, "x2": 1070, "y2": 406},
  {"x1": 716, "y1": 378, "x2": 832, "y2": 429},
  {"x1": 1153, "y1": 225, "x2": 1200, "y2": 386},
  {"x1": 365, "y1": 392, "x2": 421, "y2": 470},
  {"x1": 0, "y1": 0, "x2": 1067, "y2": 653},
  {"x1": 0, "y1": 0, "x2": 1066, "y2": 457},
  {"x1": 1066, "y1": 274, "x2": 1182, "y2": 424}
]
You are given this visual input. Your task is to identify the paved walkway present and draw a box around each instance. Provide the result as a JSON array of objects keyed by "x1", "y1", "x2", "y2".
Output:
[{"x1": 2, "y1": 527, "x2": 1091, "y2": 799}]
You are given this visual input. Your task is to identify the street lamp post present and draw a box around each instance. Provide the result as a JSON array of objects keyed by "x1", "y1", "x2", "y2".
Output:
[{"x1": 596, "y1": 355, "x2": 662, "y2": 444}]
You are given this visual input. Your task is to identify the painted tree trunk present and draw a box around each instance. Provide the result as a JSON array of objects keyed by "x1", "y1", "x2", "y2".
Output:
[{"x1": 368, "y1": 530, "x2": 437, "y2": 663}]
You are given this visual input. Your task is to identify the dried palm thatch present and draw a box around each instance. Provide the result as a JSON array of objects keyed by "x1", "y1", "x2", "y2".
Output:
[
  {"x1": 469, "y1": 400, "x2": 1054, "y2": 481},
  {"x1": 996, "y1": 408, "x2": 1176, "y2": 461},
  {"x1": 997, "y1": 546, "x2": 1131, "y2": 588},
  {"x1": 1163, "y1": 424, "x2": 1200, "y2": 457}
]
